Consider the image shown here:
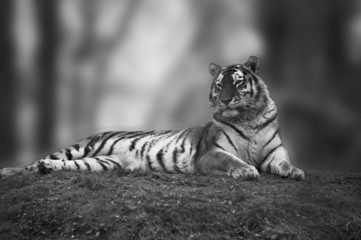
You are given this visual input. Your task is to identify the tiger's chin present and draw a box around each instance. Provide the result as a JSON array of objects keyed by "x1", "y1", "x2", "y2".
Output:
[{"x1": 222, "y1": 109, "x2": 239, "y2": 117}]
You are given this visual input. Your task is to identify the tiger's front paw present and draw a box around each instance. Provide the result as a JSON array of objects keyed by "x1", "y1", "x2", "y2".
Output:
[
  {"x1": 278, "y1": 162, "x2": 305, "y2": 181},
  {"x1": 230, "y1": 166, "x2": 259, "y2": 180}
]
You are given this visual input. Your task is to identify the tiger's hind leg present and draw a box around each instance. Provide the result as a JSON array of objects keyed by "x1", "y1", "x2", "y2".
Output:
[
  {"x1": 0, "y1": 132, "x2": 128, "y2": 178},
  {"x1": 0, "y1": 143, "x2": 88, "y2": 178},
  {"x1": 0, "y1": 155, "x2": 131, "y2": 178},
  {"x1": 36, "y1": 155, "x2": 126, "y2": 174}
]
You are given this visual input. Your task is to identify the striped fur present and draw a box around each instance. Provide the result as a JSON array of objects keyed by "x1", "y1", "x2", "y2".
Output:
[{"x1": 0, "y1": 56, "x2": 304, "y2": 180}]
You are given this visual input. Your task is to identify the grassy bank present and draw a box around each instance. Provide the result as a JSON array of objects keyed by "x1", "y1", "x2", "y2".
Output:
[{"x1": 0, "y1": 170, "x2": 361, "y2": 239}]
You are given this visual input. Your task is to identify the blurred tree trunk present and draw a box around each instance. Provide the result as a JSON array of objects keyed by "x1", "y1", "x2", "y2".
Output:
[
  {"x1": 34, "y1": 0, "x2": 58, "y2": 154},
  {"x1": 260, "y1": 0, "x2": 361, "y2": 171},
  {"x1": 0, "y1": 0, "x2": 16, "y2": 165},
  {"x1": 13, "y1": 0, "x2": 40, "y2": 164}
]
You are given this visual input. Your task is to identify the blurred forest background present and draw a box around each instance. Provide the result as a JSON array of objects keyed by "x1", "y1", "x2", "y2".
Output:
[{"x1": 0, "y1": 0, "x2": 361, "y2": 172}]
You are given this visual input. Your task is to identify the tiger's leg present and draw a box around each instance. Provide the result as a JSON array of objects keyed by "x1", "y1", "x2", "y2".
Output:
[
  {"x1": 0, "y1": 155, "x2": 132, "y2": 178},
  {"x1": 0, "y1": 144, "x2": 90, "y2": 178},
  {"x1": 0, "y1": 132, "x2": 129, "y2": 178},
  {"x1": 260, "y1": 145, "x2": 305, "y2": 180},
  {"x1": 196, "y1": 150, "x2": 259, "y2": 180},
  {"x1": 36, "y1": 155, "x2": 127, "y2": 174},
  {"x1": 0, "y1": 153, "x2": 82, "y2": 178}
]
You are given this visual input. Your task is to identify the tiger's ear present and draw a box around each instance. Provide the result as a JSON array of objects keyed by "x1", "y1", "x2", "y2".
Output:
[
  {"x1": 209, "y1": 63, "x2": 221, "y2": 77},
  {"x1": 244, "y1": 56, "x2": 260, "y2": 74}
]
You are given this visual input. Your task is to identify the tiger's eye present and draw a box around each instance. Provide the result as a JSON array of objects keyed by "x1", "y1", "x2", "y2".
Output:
[{"x1": 215, "y1": 82, "x2": 223, "y2": 88}]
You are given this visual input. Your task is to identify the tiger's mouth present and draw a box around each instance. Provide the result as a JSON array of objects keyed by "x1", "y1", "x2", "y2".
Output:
[
  {"x1": 217, "y1": 101, "x2": 242, "y2": 117},
  {"x1": 217, "y1": 98, "x2": 243, "y2": 109}
]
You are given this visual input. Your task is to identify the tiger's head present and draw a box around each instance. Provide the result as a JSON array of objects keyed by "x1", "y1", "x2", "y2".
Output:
[{"x1": 209, "y1": 56, "x2": 270, "y2": 121}]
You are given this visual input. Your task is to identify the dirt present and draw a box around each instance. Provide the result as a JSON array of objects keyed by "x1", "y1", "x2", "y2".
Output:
[{"x1": 0, "y1": 169, "x2": 361, "y2": 240}]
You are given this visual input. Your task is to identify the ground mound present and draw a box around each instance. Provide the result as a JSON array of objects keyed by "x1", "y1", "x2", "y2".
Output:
[{"x1": 0, "y1": 170, "x2": 360, "y2": 240}]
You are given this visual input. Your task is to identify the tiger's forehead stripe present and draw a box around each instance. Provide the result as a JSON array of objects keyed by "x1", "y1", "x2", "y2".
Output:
[{"x1": 231, "y1": 69, "x2": 244, "y2": 85}]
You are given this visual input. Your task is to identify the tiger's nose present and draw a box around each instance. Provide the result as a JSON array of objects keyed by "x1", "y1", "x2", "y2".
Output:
[{"x1": 221, "y1": 97, "x2": 232, "y2": 105}]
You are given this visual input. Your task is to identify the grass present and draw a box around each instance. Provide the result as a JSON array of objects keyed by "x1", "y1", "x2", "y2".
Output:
[{"x1": 0, "y1": 170, "x2": 361, "y2": 240}]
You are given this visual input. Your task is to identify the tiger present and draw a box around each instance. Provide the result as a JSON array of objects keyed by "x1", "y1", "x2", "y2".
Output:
[{"x1": 0, "y1": 56, "x2": 305, "y2": 180}]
